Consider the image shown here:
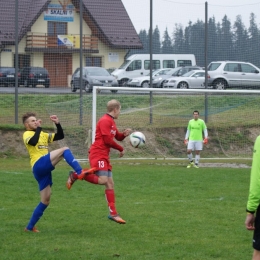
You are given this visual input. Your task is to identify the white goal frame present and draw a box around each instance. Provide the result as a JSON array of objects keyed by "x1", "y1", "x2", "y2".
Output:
[{"x1": 92, "y1": 86, "x2": 260, "y2": 143}]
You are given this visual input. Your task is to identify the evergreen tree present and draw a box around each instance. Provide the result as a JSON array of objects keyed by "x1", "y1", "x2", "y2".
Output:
[
  {"x1": 218, "y1": 15, "x2": 233, "y2": 60},
  {"x1": 161, "y1": 28, "x2": 172, "y2": 53},
  {"x1": 208, "y1": 17, "x2": 218, "y2": 63},
  {"x1": 248, "y1": 13, "x2": 260, "y2": 67},
  {"x1": 152, "y1": 26, "x2": 161, "y2": 54},
  {"x1": 172, "y1": 24, "x2": 185, "y2": 54},
  {"x1": 233, "y1": 15, "x2": 248, "y2": 63},
  {"x1": 189, "y1": 20, "x2": 205, "y2": 66}
]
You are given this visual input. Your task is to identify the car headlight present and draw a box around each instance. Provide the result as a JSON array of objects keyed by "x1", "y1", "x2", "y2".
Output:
[
  {"x1": 153, "y1": 77, "x2": 162, "y2": 83},
  {"x1": 92, "y1": 79, "x2": 101, "y2": 84}
]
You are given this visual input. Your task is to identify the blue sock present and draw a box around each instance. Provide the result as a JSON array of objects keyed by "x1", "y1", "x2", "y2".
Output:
[
  {"x1": 27, "y1": 202, "x2": 48, "y2": 230},
  {"x1": 63, "y1": 149, "x2": 82, "y2": 174}
]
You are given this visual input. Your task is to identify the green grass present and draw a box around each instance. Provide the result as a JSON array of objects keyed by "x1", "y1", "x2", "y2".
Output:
[{"x1": 0, "y1": 158, "x2": 253, "y2": 259}]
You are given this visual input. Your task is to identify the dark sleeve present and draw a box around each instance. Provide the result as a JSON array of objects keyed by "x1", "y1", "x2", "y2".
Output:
[
  {"x1": 53, "y1": 123, "x2": 64, "y2": 141},
  {"x1": 103, "y1": 135, "x2": 124, "y2": 152},
  {"x1": 28, "y1": 127, "x2": 42, "y2": 146}
]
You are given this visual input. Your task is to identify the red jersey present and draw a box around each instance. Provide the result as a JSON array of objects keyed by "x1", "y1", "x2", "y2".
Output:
[{"x1": 89, "y1": 114, "x2": 125, "y2": 158}]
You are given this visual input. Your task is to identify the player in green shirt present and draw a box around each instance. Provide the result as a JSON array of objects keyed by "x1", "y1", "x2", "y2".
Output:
[
  {"x1": 245, "y1": 135, "x2": 260, "y2": 259},
  {"x1": 184, "y1": 110, "x2": 208, "y2": 168}
]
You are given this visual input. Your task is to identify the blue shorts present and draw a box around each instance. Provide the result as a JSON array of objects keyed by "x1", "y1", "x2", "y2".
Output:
[{"x1": 32, "y1": 153, "x2": 55, "y2": 191}]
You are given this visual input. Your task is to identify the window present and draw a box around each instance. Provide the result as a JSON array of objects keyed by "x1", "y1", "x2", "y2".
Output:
[
  {"x1": 177, "y1": 60, "x2": 192, "y2": 66},
  {"x1": 127, "y1": 60, "x2": 142, "y2": 71},
  {"x1": 48, "y1": 22, "x2": 67, "y2": 36},
  {"x1": 208, "y1": 63, "x2": 221, "y2": 71},
  {"x1": 144, "y1": 60, "x2": 160, "y2": 70},
  {"x1": 241, "y1": 64, "x2": 258, "y2": 73},
  {"x1": 163, "y1": 60, "x2": 175, "y2": 68},
  {"x1": 86, "y1": 57, "x2": 102, "y2": 67},
  {"x1": 224, "y1": 63, "x2": 239, "y2": 72}
]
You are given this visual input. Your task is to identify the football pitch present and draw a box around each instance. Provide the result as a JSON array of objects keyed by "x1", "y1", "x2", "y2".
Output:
[{"x1": 0, "y1": 158, "x2": 253, "y2": 259}]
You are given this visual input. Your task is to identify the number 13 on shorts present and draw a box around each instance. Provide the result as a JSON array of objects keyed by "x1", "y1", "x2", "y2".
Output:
[{"x1": 98, "y1": 160, "x2": 105, "y2": 168}]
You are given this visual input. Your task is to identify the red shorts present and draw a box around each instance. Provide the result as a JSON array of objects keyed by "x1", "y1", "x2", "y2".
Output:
[{"x1": 89, "y1": 153, "x2": 112, "y2": 171}]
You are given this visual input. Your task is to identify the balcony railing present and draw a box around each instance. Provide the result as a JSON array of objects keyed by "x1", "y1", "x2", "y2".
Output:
[{"x1": 26, "y1": 33, "x2": 98, "y2": 50}]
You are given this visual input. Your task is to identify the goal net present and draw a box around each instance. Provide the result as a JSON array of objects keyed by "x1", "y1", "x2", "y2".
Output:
[{"x1": 46, "y1": 87, "x2": 260, "y2": 160}]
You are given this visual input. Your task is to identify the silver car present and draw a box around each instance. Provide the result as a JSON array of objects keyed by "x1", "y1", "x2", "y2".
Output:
[
  {"x1": 127, "y1": 68, "x2": 172, "y2": 88},
  {"x1": 71, "y1": 67, "x2": 119, "y2": 93},
  {"x1": 163, "y1": 70, "x2": 205, "y2": 89},
  {"x1": 150, "y1": 66, "x2": 203, "y2": 88},
  {"x1": 207, "y1": 61, "x2": 260, "y2": 90}
]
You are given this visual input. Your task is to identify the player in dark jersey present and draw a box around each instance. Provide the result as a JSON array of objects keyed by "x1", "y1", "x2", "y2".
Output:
[{"x1": 67, "y1": 99, "x2": 131, "y2": 224}]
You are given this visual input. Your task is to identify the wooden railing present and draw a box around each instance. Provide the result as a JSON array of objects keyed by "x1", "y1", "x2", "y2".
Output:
[{"x1": 26, "y1": 33, "x2": 98, "y2": 50}]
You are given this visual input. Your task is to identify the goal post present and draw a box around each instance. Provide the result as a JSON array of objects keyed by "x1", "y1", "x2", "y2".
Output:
[{"x1": 92, "y1": 86, "x2": 260, "y2": 159}]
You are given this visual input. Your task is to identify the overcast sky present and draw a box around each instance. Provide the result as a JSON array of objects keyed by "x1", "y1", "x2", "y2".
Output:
[{"x1": 121, "y1": 0, "x2": 260, "y2": 34}]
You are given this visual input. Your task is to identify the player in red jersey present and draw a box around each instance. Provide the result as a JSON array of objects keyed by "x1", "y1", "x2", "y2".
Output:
[{"x1": 67, "y1": 99, "x2": 131, "y2": 224}]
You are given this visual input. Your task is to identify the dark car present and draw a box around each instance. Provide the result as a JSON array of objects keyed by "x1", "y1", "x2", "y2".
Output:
[
  {"x1": 20, "y1": 67, "x2": 50, "y2": 88},
  {"x1": 0, "y1": 67, "x2": 20, "y2": 87},
  {"x1": 71, "y1": 66, "x2": 119, "y2": 93}
]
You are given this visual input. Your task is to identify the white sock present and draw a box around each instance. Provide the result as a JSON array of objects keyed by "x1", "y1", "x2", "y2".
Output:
[
  {"x1": 195, "y1": 155, "x2": 200, "y2": 165},
  {"x1": 188, "y1": 153, "x2": 193, "y2": 161}
]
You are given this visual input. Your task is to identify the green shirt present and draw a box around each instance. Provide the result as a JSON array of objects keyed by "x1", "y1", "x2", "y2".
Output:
[
  {"x1": 247, "y1": 135, "x2": 260, "y2": 212},
  {"x1": 187, "y1": 119, "x2": 207, "y2": 141}
]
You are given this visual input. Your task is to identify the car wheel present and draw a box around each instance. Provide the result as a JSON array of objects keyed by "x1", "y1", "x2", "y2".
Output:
[
  {"x1": 178, "y1": 82, "x2": 189, "y2": 89},
  {"x1": 141, "y1": 81, "x2": 149, "y2": 88},
  {"x1": 119, "y1": 79, "x2": 128, "y2": 87},
  {"x1": 85, "y1": 82, "x2": 92, "y2": 93},
  {"x1": 71, "y1": 82, "x2": 77, "y2": 92},
  {"x1": 213, "y1": 79, "x2": 227, "y2": 90},
  {"x1": 110, "y1": 90, "x2": 118, "y2": 93}
]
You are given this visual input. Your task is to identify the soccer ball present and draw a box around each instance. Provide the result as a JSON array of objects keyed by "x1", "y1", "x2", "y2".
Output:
[{"x1": 129, "y1": 131, "x2": 146, "y2": 148}]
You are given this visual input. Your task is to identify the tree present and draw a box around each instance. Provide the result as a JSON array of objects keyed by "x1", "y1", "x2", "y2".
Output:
[
  {"x1": 161, "y1": 28, "x2": 173, "y2": 53},
  {"x1": 248, "y1": 13, "x2": 260, "y2": 67},
  {"x1": 208, "y1": 17, "x2": 218, "y2": 63},
  {"x1": 233, "y1": 15, "x2": 248, "y2": 62},
  {"x1": 172, "y1": 24, "x2": 185, "y2": 54},
  {"x1": 189, "y1": 20, "x2": 205, "y2": 66}
]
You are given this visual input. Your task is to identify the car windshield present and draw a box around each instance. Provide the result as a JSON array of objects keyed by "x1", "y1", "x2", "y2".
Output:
[
  {"x1": 181, "y1": 70, "x2": 195, "y2": 77},
  {"x1": 165, "y1": 68, "x2": 179, "y2": 75},
  {"x1": 85, "y1": 67, "x2": 110, "y2": 76},
  {"x1": 208, "y1": 63, "x2": 221, "y2": 71},
  {"x1": 118, "y1": 60, "x2": 131, "y2": 69},
  {"x1": 0, "y1": 68, "x2": 15, "y2": 73}
]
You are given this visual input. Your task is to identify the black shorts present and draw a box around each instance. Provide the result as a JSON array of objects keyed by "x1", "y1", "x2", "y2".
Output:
[{"x1": 253, "y1": 204, "x2": 260, "y2": 250}]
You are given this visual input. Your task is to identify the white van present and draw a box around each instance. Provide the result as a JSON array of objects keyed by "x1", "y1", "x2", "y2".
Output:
[{"x1": 112, "y1": 54, "x2": 196, "y2": 86}]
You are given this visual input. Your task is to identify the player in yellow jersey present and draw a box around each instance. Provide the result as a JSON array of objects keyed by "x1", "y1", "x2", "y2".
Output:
[
  {"x1": 184, "y1": 110, "x2": 208, "y2": 168},
  {"x1": 22, "y1": 112, "x2": 95, "y2": 232}
]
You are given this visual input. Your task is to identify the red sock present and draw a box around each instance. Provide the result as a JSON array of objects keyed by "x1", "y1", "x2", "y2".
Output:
[
  {"x1": 72, "y1": 172, "x2": 79, "y2": 179},
  {"x1": 105, "y1": 189, "x2": 117, "y2": 215},
  {"x1": 84, "y1": 174, "x2": 99, "y2": 184}
]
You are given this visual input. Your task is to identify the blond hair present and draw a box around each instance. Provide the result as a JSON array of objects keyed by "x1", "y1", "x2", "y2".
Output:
[{"x1": 107, "y1": 99, "x2": 121, "y2": 112}]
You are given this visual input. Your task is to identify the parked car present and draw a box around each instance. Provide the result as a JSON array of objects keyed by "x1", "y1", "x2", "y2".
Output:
[
  {"x1": 0, "y1": 67, "x2": 20, "y2": 87},
  {"x1": 207, "y1": 61, "x2": 260, "y2": 90},
  {"x1": 127, "y1": 68, "x2": 172, "y2": 88},
  {"x1": 163, "y1": 70, "x2": 206, "y2": 89},
  {"x1": 150, "y1": 66, "x2": 203, "y2": 88},
  {"x1": 71, "y1": 66, "x2": 119, "y2": 93},
  {"x1": 20, "y1": 67, "x2": 50, "y2": 88}
]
